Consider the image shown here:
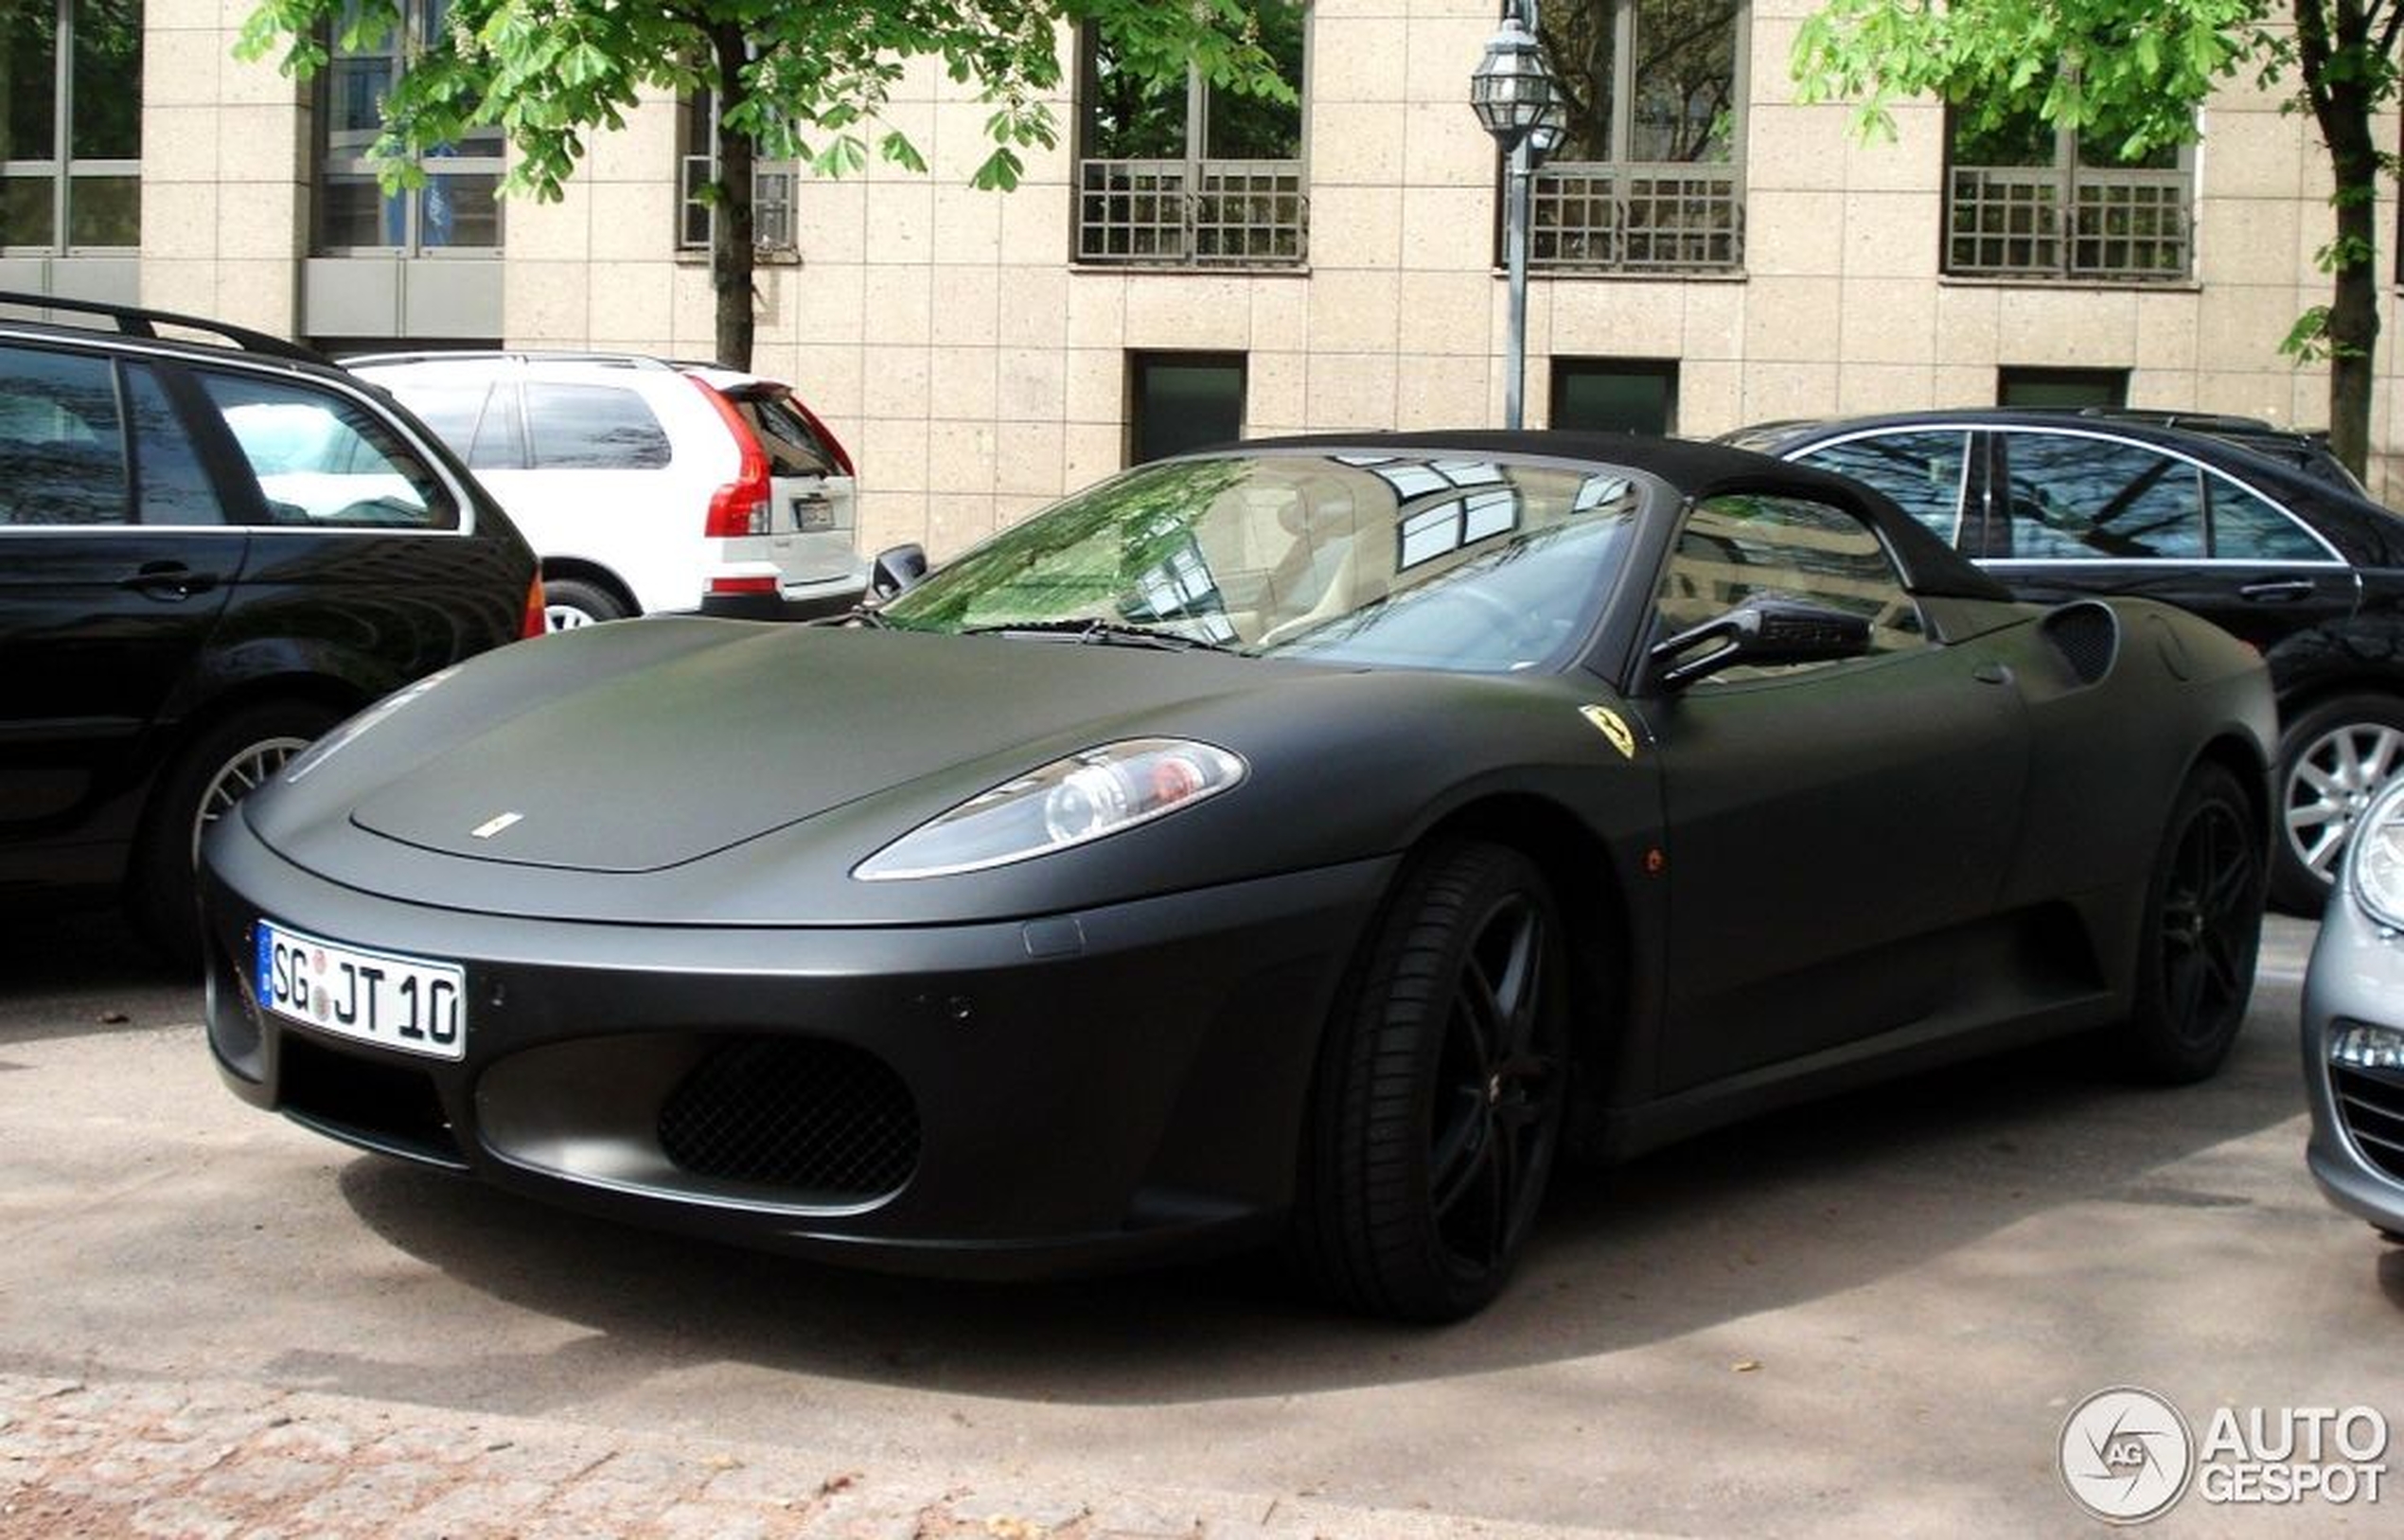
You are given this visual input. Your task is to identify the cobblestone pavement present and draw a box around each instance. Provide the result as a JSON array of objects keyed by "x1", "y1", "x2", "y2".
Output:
[{"x1": 0, "y1": 1373, "x2": 1635, "y2": 1540}]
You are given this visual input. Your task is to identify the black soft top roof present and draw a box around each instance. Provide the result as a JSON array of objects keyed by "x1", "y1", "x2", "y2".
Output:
[{"x1": 1215, "y1": 429, "x2": 2016, "y2": 604}]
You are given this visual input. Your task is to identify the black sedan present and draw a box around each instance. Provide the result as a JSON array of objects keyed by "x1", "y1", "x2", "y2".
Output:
[
  {"x1": 1728, "y1": 410, "x2": 2404, "y2": 911},
  {"x1": 201, "y1": 434, "x2": 2274, "y2": 1320}
]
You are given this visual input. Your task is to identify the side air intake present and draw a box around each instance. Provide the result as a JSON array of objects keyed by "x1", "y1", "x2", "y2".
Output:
[{"x1": 2040, "y1": 601, "x2": 2119, "y2": 686}]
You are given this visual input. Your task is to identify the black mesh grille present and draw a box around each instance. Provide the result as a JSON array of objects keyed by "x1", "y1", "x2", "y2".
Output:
[
  {"x1": 657, "y1": 1038, "x2": 920, "y2": 1199},
  {"x1": 2335, "y1": 1064, "x2": 2404, "y2": 1183},
  {"x1": 2041, "y1": 602, "x2": 2119, "y2": 685}
]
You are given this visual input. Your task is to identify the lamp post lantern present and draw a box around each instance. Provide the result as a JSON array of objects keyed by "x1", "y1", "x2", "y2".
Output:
[{"x1": 1471, "y1": 4, "x2": 1558, "y2": 430}]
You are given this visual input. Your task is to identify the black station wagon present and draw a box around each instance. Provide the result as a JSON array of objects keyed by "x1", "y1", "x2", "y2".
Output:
[
  {"x1": 1730, "y1": 410, "x2": 2404, "y2": 911},
  {"x1": 0, "y1": 292, "x2": 540, "y2": 960}
]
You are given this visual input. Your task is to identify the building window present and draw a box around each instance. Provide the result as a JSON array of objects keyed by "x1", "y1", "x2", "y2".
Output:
[
  {"x1": 1129, "y1": 352, "x2": 1244, "y2": 464},
  {"x1": 1531, "y1": 0, "x2": 1745, "y2": 273},
  {"x1": 319, "y1": 0, "x2": 503, "y2": 254},
  {"x1": 1997, "y1": 366, "x2": 2128, "y2": 409},
  {"x1": 678, "y1": 91, "x2": 796, "y2": 255},
  {"x1": 1551, "y1": 358, "x2": 1676, "y2": 433},
  {"x1": 1, "y1": 0, "x2": 140, "y2": 251},
  {"x1": 1076, "y1": 2, "x2": 1306, "y2": 267},
  {"x1": 1946, "y1": 101, "x2": 2190, "y2": 281}
]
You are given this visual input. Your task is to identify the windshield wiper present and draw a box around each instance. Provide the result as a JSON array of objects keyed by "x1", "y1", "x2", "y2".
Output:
[{"x1": 961, "y1": 618, "x2": 1243, "y2": 654}]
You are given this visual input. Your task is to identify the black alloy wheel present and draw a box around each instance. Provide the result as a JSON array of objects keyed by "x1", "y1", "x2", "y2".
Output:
[
  {"x1": 1294, "y1": 840, "x2": 1570, "y2": 1321},
  {"x1": 2123, "y1": 761, "x2": 2265, "y2": 1083}
]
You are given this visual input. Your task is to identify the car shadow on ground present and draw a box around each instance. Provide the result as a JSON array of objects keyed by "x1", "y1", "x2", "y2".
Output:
[
  {"x1": 0, "y1": 908, "x2": 193, "y2": 1048},
  {"x1": 319, "y1": 970, "x2": 2346, "y2": 1409}
]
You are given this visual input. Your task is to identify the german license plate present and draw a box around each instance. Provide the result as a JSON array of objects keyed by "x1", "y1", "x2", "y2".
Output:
[{"x1": 254, "y1": 920, "x2": 466, "y2": 1061}]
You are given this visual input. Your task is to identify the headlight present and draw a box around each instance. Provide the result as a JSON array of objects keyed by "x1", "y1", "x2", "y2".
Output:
[
  {"x1": 2350, "y1": 779, "x2": 2404, "y2": 929},
  {"x1": 854, "y1": 738, "x2": 1246, "y2": 880}
]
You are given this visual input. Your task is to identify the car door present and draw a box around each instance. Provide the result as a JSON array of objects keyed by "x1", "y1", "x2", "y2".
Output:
[
  {"x1": 1982, "y1": 427, "x2": 2357, "y2": 648},
  {"x1": 0, "y1": 343, "x2": 246, "y2": 863},
  {"x1": 1634, "y1": 489, "x2": 2031, "y2": 1093}
]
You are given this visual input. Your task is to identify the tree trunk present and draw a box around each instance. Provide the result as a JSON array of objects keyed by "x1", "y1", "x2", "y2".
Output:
[
  {"x1": 709, "y1": 22, "x2": 756, "y2": 370},
  {"x1": 2298, "y1": 1, "x2": 2381, "y2": 480}
]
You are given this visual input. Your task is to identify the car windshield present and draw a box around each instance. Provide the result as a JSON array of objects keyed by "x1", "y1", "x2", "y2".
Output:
[{"x1": 877, "y1": 451, "x2": 1649, "y2": 672}]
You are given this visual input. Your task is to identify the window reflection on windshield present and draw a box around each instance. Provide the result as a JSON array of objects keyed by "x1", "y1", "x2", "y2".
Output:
[{"x1": 877, "y1": 453, "x2": 1648, "y2": 673}]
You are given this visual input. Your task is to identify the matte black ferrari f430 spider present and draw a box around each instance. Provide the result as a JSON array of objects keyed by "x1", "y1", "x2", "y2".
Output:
[{"x1": 202, "y1": 433, "x2": 2276, "y2": 1319}]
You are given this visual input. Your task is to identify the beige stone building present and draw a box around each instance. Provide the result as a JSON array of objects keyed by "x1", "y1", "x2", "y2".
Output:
[{"x1": 8, "y1": 0, "x2": 2397, "y2": 557}]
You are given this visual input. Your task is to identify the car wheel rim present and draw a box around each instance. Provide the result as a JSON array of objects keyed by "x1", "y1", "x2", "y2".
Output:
[
  {"x1": 2285, "y1": 721, "x2": 2404, "y2": 885},
  {"x1": 1427, "y1": 893, "x2": 1558, "y2": 1273},
  {"x1": 2161, "y1": 797, "x2": 2257, "y2": 1045},
  {"x1": 546, "y1": 605, "x2": 596, "y2": 631},
  {"x1": 192, "y1": 736, "x2": 312, "y2": 865}
]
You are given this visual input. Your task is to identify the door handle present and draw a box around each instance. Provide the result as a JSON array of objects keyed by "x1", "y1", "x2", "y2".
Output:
[
  {"x1": 2238, "y1": 578, "x2": 2316, "y2": 604},
  {"x1": 119, "y1": 562, "x2": 220, "y2": 601},
  {"x1": 1973, "y1": 662, "x2": 2013, "y2": 685}
]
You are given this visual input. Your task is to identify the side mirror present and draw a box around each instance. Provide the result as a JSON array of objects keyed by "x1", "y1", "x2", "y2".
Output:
[
  {"x1": 867, "y1": 542, "x2": 928, "y2": 601},
  {"x1": 1647, "y1": 595, "x2": 1873, "y2": 692}
]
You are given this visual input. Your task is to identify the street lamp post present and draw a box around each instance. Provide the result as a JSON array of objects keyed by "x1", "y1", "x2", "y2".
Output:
[{"x1": 1470, "y1": 2, "x2": 1559, "y2": 430}]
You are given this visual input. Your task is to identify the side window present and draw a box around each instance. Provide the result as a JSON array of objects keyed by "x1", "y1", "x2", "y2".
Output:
[
  {"x1": 0, "y1": 345, "x2": 128, "y2": 525},
  {"x1": 2208, "y1": 475, "x2": 2336, "y2": 562},
  {"x1": 1658, "y1": 493, "x2": 1926, "y2": 679},
  {"x1": 524, "y1": 383, "x2": 672, "y2": 469},
  {"x1": 199, "y1": 373, "x2": 456, "y2": 529},
  {"x1": 1792, "y1": 431, "x2": 1971, "y2": 545},
  {"x1": 125, "y1": 365, "x2": 226, "y2": 526},
  {"x1": 1997, "y1": 433, "x2": 2203, "y2": 560},
  {"x1": 387, "y1": 380, "x2": 522, "y2": 470}
]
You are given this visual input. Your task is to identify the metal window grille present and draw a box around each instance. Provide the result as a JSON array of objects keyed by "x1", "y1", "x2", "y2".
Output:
[
  {"x1": 1078, "y1": 158, "x2": 1305, "y2": 266},
  {"x1": 1529, "y1": 162, "x2": 1743, "y2": 274},
  {"x1": 1948, "y1": 165, "x2": 2190, "y2": 280},
  {"x1": 679, "y1": 153, "x2": 795, "y2": 254}
]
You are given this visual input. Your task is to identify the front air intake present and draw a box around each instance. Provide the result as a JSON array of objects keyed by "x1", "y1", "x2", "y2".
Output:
[{"x1": 657, "y1": 1037, "x2": 920, "y2": 1200}]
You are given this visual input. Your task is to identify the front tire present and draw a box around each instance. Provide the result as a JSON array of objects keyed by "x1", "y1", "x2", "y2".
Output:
[
  {"x1": 2120, "y1": 761, "x2": 2264, "y2": 1083},
  {"x1": 2272, "y1": 693, "x2": 2404, "y2": 912},
  {"x1": 129, "y1": 700, "x2": 340, "y2": 968},
  {"x1": 1292, "y1": 841, "x2": 1570, "y2": 1321}
]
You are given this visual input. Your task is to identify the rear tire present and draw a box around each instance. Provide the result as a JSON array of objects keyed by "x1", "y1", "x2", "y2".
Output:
[
  {"x1": 2271, "y1": 693, "x2": 2404, "y2": 913},
  {"x1": 1291, "y1": 840, "x2": 1570, "y2": 1321},
  {"x1": 2120, "y1": 761, "x2": 2264, "y2": 1083},
  {"x1": 543, "y1": 577, "x2": 629, "y2": 630},
  {"x1": 129, "y1": 700, "x2": 340, "y2": 969}
]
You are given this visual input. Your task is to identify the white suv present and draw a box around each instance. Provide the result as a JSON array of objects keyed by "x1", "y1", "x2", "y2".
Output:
[{"x1": 348, "y1": 352, "x2": 865, "y2": 627}]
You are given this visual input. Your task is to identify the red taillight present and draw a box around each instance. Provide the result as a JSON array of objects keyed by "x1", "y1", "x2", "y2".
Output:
[
  {"x1": 707, "y1": 573, "x2": 780, "y2": 595},
  {"x1": 520, "y1": 575, "x2": 546, "y2": 639},
  {"x1": 695, "y1": 378, "x2": 771, "y2": 538}
]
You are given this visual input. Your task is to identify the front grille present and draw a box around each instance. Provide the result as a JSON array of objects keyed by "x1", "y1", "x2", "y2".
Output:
[
  {"x1": 2334, "y1": 1064, "x2": 2404, "y2": 1183},
  {"x1": 657, "y1": 1038, "x2": 919, "y2": 1200},
  {"x1": 279, "y1": 1034, "x2": 462, "y2": 1166}
]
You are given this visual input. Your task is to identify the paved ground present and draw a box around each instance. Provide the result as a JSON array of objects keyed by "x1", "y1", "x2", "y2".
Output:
[{"x1": 1, "y1": 908, "x2": 2398, "y2": 1538}]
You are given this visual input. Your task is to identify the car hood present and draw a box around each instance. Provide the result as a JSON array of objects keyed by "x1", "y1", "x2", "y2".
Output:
[
  {"x1": 238, "y1": 618, "x2": 1652, "y2": 928},
  {"x1": 343, "y1": 625, "x2": 1267, "y2": 874}
]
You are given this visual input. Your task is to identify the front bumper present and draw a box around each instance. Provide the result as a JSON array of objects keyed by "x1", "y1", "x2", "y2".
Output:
[
  {"x1": 2299, "y1": 894, "x2": 2404, "y2": 1234},
  {"x1": 201, "y1": 814, "x2": 1394, "y2": 1276}
]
